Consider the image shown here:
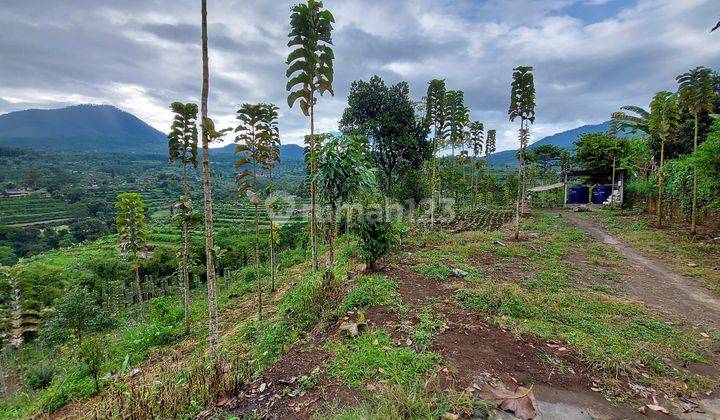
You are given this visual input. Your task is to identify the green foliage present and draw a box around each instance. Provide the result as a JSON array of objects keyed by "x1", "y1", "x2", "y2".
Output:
[
  {"x1": 575, "y1": 132, "x2": 628, "y2": 172},
  {"x1": 412, "y1": 262, "x2": 452, "y2": 281},
  {"x1": 315, "y1": 133, "x2": 376, "y2": 210},
  {"x1": 115, "y1": 193, "x2": 147, "y2": 260},
  {"x1": 339, "y1": 275, "x2": 399, "y2": 312},
  {"x1": 442, "y1": 90, "x2": 469, "y2": 152},
  {"x1": 326, "y1": 329, "x2": 438, "y2": 388},
  {"x1": 468, "y1": 121, "x2": 484, "y2": 157},
  {"x1": 25, "y1": 363, "x2": 56, "y2": 390},
  {"x1": 612, "y1": 105, "x2": 650, "y2": 135},
  {"x1": 648, "y1": 91, "x2": 681, "y2": 144},
  {"x1": 355, "y1": 216, "x2": 397, "y2": 270},
  {"x1": 693, "y1": 119, "x2": 720, "y2": 209},
  {"x1": 677, "y1": 66, "x2": 717, "y2": 117},
  {"x1": 43, "y1": 286, "x2": 115, "y2": 344},
  {"x1": 286, "y1": 0, "x2": 335, "y2": 115},
  {"x1": 508, "y1": 65, "x2": 536, "y2": 125},
  {"x1": 235, "y1": 103, "x2": 280, "y2": 196},
  {"x1": 339, "y1": 75, "x2": 430, "y2": 193},
  {"x1": 168, "y1": 102, "x2": 199, "y2": 169},
  {"x1": 77, "y1": 335, "x2": 106, "y2": 392},
  {"x1": 485, "y1": 129, "x2": 496, "y2": 156}
]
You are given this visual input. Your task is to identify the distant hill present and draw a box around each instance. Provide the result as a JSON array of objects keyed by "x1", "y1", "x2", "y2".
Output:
[
  {"x1": 214, "y1": 143, "x2": 305, "y2": 161},
  {"x1": 0, "y1": 104, "x2": 168, "y2": 153},
  {"x1": 0, "y1": 104, "x2": 308, "y2": 159},
  {"x1": 487, "y1": 121, "x2": 618, "y2": 167}
]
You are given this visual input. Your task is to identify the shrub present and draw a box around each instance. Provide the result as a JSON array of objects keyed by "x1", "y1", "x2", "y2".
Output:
[
  {"x1": 355, "y1": 217, "x2": 397, "y2": 270},
  {"x1": 25, "y1": 363, "x2": 55, "y2": 390}
]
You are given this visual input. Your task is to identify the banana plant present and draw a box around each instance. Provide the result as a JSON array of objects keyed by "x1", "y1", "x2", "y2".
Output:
[{"x1": 286, "y1": 0, "x2": 335, "y2": 272}]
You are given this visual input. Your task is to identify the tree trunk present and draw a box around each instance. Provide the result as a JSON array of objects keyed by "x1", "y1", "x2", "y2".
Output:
[
  {"x1": 134, "y1": 266, "x2": 145, "y2": 321},
  {"x1": 327, "y1": 204, "x2": 336, "y2": 272},
  {"x1": 345, "y1": 204, "x2": 351, "y2": 236},
  {"x1": 657, "y1": 139, "x2": 665, "y2": 226},
  {"x1": 182, "y1": 164, "x2": 191, "y2": 336},
  {"x1": 610, "y1": 156, "x2": 617, "y2": 210},
  {"x1": 200, "y1": 0, "x2": 219, "y2": 363},
  {"x1": 430, "y1": 124, "x2": 438, "y2": 229},
  {"x1": 308, "y1": 100, "x2": 319, "y2": 272},
  {"x1": 691, "y1": 115, "x2": 699, "y2": 234},
  {"x1": 514, "y1": 119, "x2": 525, "y2": 240},
  {"x1": 254, "y1": 201, "x2": 262, "y2": 319},
  {"x1": 269, "y1": 170, "x2": 276, "y2": 292}
]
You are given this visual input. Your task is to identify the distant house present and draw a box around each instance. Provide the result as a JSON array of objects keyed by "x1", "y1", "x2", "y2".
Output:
[{"x1": 0, "y1": 188, "x2": 51, "y2": 199}]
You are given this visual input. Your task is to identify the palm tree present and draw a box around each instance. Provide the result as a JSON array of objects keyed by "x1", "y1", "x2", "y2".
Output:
[
  {"x1": 508, "y1": 65, "x2": 536, "y2": 239},
  {"x1": 611, "y1": 106, "x2": 650, "y2": 135},
  {"x1": 443, "y1": 90, "x2": 469, "y2": 159},
  {"x1": 425, "y1": 79, "x2": 446, "y2": 229},
  {"x1": 648, "y1": 91, "x2": 680, "y2": 226},
  {"x1": 116, "y1": 193, "x2": 148, "y2": 321},
  {"x1": 168, "y1": 102, "x2": 198, "y2": 336},
  {"x1": 468, "y1": 121, "x2": 484, "y2": 209},
  {"x1": 199, "y1": 0, "x2": 219, "y2": 363},
  {"x1": 235, "y1": 103, "x2": 279, "y2": 319},
  {"x1": 677, "y1": 66, "x2": 717, "y2": 233},
  {"x1": 286, "y1": 0, "x2": 335, "y2": 272}
]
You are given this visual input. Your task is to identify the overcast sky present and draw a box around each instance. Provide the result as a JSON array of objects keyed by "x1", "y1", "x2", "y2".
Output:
[{"x1": 0, "y1": 0, "x2": 718, "y2": 152}]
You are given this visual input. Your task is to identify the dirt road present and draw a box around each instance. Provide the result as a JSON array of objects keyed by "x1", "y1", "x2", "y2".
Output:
[{"x1": 563, "y1": 212, "x2": 720, "y2": 329}]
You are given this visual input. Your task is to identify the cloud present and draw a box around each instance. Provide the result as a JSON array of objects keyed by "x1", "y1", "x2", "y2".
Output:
[{"x1": 0, "y1": 0, "x2": 718, "y2": 152}]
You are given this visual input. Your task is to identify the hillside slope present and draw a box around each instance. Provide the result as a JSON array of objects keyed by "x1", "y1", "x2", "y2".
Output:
[
  {"x1": 487, "y1": 121, "x2": 617, "y2": 167},
  {"x1": 0, "y1": 104, "x2": 167, "y2": 153}
]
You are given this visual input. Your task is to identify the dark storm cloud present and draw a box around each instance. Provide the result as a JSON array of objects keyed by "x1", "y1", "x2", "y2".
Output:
[{"x1": 0, "y1": 0, "x2": 718, "y2": 148}]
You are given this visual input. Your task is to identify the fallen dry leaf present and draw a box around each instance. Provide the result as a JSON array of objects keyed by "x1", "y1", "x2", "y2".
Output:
[
  {"x1": 646, "y1": 404, "x2": 670, "y2": 414},
  {"x1": 481, "y1": 381, "x2": 537, "y2": 420},
  {"x1": 339, "y1": 321, "x2": 359, "y2": 337}
]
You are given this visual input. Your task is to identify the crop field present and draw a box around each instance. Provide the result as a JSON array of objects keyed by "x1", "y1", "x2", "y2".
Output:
[{"x1": 0, "y1": 196, "x2": 72, "y2": 226}]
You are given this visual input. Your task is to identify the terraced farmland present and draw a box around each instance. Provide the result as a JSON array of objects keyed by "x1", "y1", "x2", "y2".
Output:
[{"x1": 0, "y1": 196, "x2": 72, "y2": 226}]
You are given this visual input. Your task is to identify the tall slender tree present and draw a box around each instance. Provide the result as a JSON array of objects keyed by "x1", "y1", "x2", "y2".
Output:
[
  {"x1": 508, "y1": 65, "x2": 536, "y2": 239},
  {"x1": 116, "y1": 193, "x2": 148, "y2": 321},
  {"x1": 485, "y1": 129, "x2": 497, "y2": 201},
  {"x1": 425, "y1": 79, "x2": 446, "y2": 229},
  {"x1": 468, "y1": 121, "x2": 484, "y2": 209},
  {"x1": 168, "y1": 102, "x2": 198, "y2": 336},
  {"x1": 235, "y1": 103, "x2": 279, "y2": 319},
  {"x1": 648, "y1": 91, "x2": 680, "y2": 226},
  {"x1": 199, "y1": 0, "x2": 219, "y2": 363},
  {"x1": 443, "y1": 90, "x2": 469, "y2": 159},
  {"x1": 286, "y1": 0, "x2": 335, "y2": 272},
  {"x1": 677, "y1": 66, "x2": 717, "y2": 233}
]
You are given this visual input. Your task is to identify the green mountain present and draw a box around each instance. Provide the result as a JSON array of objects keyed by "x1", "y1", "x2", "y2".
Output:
[
  {"x1": 0, "y1": 104, "x2": 307, "y2": 159},
  {"x1": 0, "y1": 104, "x2": 168, "y2": 152},
  {"x1": 487, "y1": 121, "x2": 619, "y2": 167}
]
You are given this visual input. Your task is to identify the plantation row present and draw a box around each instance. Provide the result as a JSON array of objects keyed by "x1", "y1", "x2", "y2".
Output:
[{"x1": 0, "y1": 196, "x2": 71, "y2": 225}]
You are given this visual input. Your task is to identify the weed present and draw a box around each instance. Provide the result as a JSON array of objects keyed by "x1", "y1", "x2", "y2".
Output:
[
  {"x1": 412, "y1": 262, "x2": 453, "y2": 281},
  {"x1": 326, "y1": 329, "x2": 438, "y2": 388},
  {"x1": 340, "y1": 275, "x2": 400, "y2": 313}
]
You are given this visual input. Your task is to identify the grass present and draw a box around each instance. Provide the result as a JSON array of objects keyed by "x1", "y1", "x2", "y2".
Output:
[
  {"x1": 339, "y1": 275, "x2": 400, "y2": 313},
  {"x1": 326, "y1": 329, "x2": 439, "y2": 388},
  {"x1": 414, "y1": 212, "x2": 715, "y2": 391},
  {"x1": 404, "y1": 308, "x2": 446, "y2": 352},
  {"x1": 589, "y1": 211, "x2": 720, "y2": 292}
]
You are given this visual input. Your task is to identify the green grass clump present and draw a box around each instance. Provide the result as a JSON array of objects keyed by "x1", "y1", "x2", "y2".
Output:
[
  {"x1": 412, "y1": 262, "x2": 453, "y2": 281},
  {"x1": 340, "y1": 275, "x2": 400, "y2": 313},
  {"x1": 326, "y1": 329, "x2": 438, "y2": 388},
  {"x1": 455, "y1": 283, "x2": 706, "y2": 373},
  {"x1": 407, "y1": 309, "x2": 445, "y2": 351}
]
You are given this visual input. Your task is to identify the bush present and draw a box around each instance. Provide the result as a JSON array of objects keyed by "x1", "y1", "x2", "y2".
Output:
[
  {"x1": 355, "y1": 217, "x2": 397, "y2": 270},
  {"x1": 25, "y1": 363, "x2": 55, "y2": 390}
]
